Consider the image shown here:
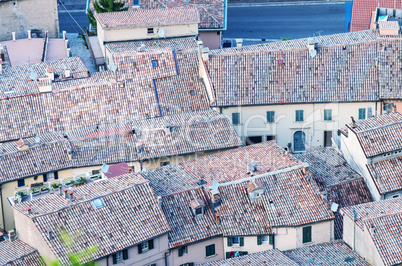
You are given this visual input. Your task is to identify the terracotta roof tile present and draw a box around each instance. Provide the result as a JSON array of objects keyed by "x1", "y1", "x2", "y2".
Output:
[
  {"x1": 0, "y1": 239, "x2": 44, "y2": 266},
  {"x1": 95, "y1": 7, "x2": 199, "y2": 29},
  {"x1": 13, "y1": 173, "x2": 170, "y2": 265},
  {"x1": 200, "y1": 249, "x2": 297, "y2": 266},
  {"x1": 161, "y1": 187, "x2": 221, "y2": 248},
  {"x1": 350, "y1": 0, "x2": 402, "y2": 32},
  {"x1": 345, "y1": 112, "x2": 402, "y2": 157},
  {"x1": 283, "y1": 240, "x2": 370, "y2": 265},
  {"x1": 138, "y1": 0, "x2": 225, "y2": 29},
  {"x1": 367, "y1": 155, "x2": 402, "y2": 194}
]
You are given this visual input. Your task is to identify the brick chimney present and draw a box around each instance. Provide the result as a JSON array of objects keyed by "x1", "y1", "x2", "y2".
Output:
[{"x1": 201, "y1": 47, "x2": 209, "y2": 62}]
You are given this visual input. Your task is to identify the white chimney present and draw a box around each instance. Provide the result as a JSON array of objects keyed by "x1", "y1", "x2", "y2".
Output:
[
  {"x1": 302, "y1": 162, "x2": 310, "y2": 175},
  {"x1": 12, "y1": 32, "x2": 16, "y2": 41},
  {"x1": 46, "y1": 67, "x2": 55, "y2": 81},
  {"x1": 64, "y1": 68, "x2": 71, "y2": 78},
  {"x1": 196, "y1": 40, "x2": 203, "y2": 55},
  {"x1": 38, "y1": 78, "x2": 52, "y2": 93},
  {"x1": 157, "y1": 196, "x2": 162, "y2": 207},
  {"x1": 67, "y1": 48, "x2": 70, "y2": 57},
  {"x1": 8, "y1": 230, "x2": 16, "y2": 242},
  {"x1": 62, "y1": 31, "x2": 66, "y2": 40},
  {"x1": 140, "y1": 44, "x2": 145, "y2": 52},
  {"x1": 236, "y1": 39, "x2": 243, "y2": 49},
  {"x1": 201, "y1": 47, "x2": 209, "y2": 62},
  {"x1": 28, "y1": 30, "x2": 31, "y2": 40}
]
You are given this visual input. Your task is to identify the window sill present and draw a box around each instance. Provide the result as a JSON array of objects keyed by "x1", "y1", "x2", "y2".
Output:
[{"x1": 205, "y1": 254, "x2": 217, "y2": 259}]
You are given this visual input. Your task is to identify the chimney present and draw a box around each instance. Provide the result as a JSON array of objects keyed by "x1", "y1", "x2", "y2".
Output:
[
  {"x1": 27, "y1": 207, "x2": 32, "y2": 215},
  {"x1": 236, "y1": 39, "x2": 243, "y2": 49},
  {"x1": 63, "y1": 188, "x2": 68, "y2": 199},
  {"x1": 139, "y1": 44, "x2": 145, "y2": 52},
  {"x1": 307, "y1": 37, "x2": 318, "y2": 57},
  {"x1": 370, "y1": 224, "x2": 375, "y2": 234},
  {"x1": 66, "y1": 148, "x2": 73, "y2": 160},
  {"x1": 28, "y1": 30, "x2": 31, "y2": 40},
  {"x1": 196, "y1": 40, "x2": 204, "y2": 55},
  {"x1": 12, "y1": 32, "x2": 16, "y2": 41},
  {"x1": 0, "y1": 59, "x2": 3, "y2": 75},
  {"x1": 64, "y1": 68, "x2": 71, "y2": 78},
  {"x1": 17, "y1": 138, "x2": 29, "y2": 151},
  {"x1": 392, "y1": 104, "x2": 397, "y2": 113},
  {"x1": 46, "y1": 67, "x2": 55, "y2": 81},
  {"x1": 321, "y1": 190, "x2": 327, "y2": 201},
  {"x1": 68, "y1": 190, "x2": 74, "y2": 201},
  {"x1": 201, "y1": 47, "x2": 209, "y2": 62},
  {"x1": 247, "y1": 162, "x2": 258, "y2": 175},
  {"x1": 302, "y1": 162, "x2": 309, "y2": 175},
  {"x1": 38, "y1": 78, "x2": 52, "y2": 93},
  {"x1": 378, "y1": 21, "x2": 399, "y2": 36},
  {"x1": 157, "y1": 196, "x2": 162, "y2": 207},
  {"x1": 62, "y1": 31, "x2": 66, "y2": 40},
  {"x1": 164, "y1": 123, "x2": 171, "y2": 135},
  {"x1": 8, "y1": 230, "x2": 16, "y2": 242},
  {"x1": 59, "y1": 186, "x2": 63, "y2": 196},
  {"x1": 214, "y1": 212, "x2": 221, "y2": 224}
]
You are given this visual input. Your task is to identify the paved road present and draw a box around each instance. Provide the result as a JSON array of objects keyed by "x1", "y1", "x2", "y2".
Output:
[
  {"x1": 225, "y1": 3, "x2": 345, "y2": 43},
  {"x1": 58, "y1": 2, "x2": 346, "y2": 43}
]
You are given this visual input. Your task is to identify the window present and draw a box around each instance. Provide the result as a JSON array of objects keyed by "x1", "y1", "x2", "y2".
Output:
[
  {"x1": 245, "y1": 136, "x2": 262, "y2": 146},
  {"x1": 92, "y1": 198, "x2": 106, "y2": 209},
  {"x1": 44, "y1": 172, "x2": 54, "y2": 182},
  {"x1": 138, "y1": 239, "x2": 154, "y2": 254},
  {"x1": 190, "y1": 90, "x2": 195, "y2": 96},
  {"x1": 324, "y1": 109, "x2": 332, "y2": 121},
  {"x1": 178, "y1": 246, "x2": 188, "y2": 257},
  {"x1": 257, "y1": 235, "x2": 274, "y2": 245},
  {"x1": 261, "y1": 235, "x2": 269, "y2": 243},
  {"x1": 33, "y1": 176, "x2": 38, "y2": 181},
  {"x1": 302, "y1": 226, "x2": 312, "y2": 243},
  {"x1": 295, "y1": 110, "x2": 304, "y2": 122},
  {"x1": 227, "y1": 237, "x2": 244, "y2": 247},
  {"x1": 160, "y1": 161, "x2": 170, "y2": 167},
  {"x1": 17, "y1": 179, "x2": 25, "y2": 187},
  {"x1": 205, "y1": 244, "x2": 215, "y2": 257},
  {"x1": 232, "y1": 113, "x2": 240, "y2": 125},
  {"x1": 358, "y1": 108, "x2": 366, "y2": 120},
  {"x1": 195, "y1": 207, "x2": 203, "y2": 215},
  {"x1": 112, "y1": 249, "x2": 128, "y2": 264},
  {"x1": 180, "y1": 263, "x2": 194, "y2": 266},
  {"x1": 266, "y1": 135, "x2": 276, "y2": 141},
  {"x1": 147, "y1": 28, "x2": 154, "y2": 34},
  {"x1": 152, "y1": 60, "x2": 158, "y2": 68},
  {"x1": 92, "y1": 169, "x2": 100, "y2": 175},
  {"x1": 392, "y1": 195, "x2": 399, "y2": 198},
  {"x1": 324, "y1": 131, "x2": 332, "y2": 147},
  {"x1": 266, "y1": 111, "x2": 275, "y2": 123},
  {"x1": 132, "y1": 0, "x2": 139, "y2": 6}
]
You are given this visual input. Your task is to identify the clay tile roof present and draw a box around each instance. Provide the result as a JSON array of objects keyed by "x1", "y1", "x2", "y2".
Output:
[
  {"x1": 0, "y1": 239, "x2": 45, "y2": 266},
  {"x1": 345, "y1": 112, "x2": 402, "y2": 157},
  {"x1": 95, "y1": 7, "x2": 199, "y2": 29},
  {"x1": 200, "y1": 249, "x2": 298, "y2": 266},
  {"x1": 367, "y1": 155, "x2": 402, "y2": 194},
  {"x1": 350, "y1": 0, "x2": 402, "y2": 32},
  {"x1": 379, "y1": 20, "x2": 400, "y2": 29},
  {"x1": 13, "y1": 173, "x2": 170, "y2": 265},
  {"x1": 161, "y1": 187, "x2": 221, "y2": 248},
  {"x1": 189, "y1": 198, "x2": 205, "y2": 209},
  {"x1": 283, "y1": 240, "x2": 370, "y2": 265},
  {"x1": 246, "y1": 179, "x2": 264, "y2": 193},
  {"x1": 218, "y1": 168, "x2": 334, "y2": 236},
  {"x1": 138, "y1": 0, "x2": 225, "y2": 29}
]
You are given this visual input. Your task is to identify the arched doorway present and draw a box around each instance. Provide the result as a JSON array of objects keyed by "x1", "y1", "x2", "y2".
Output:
[{"x1": 294, "y1": 131, "x2": 306, "y2": 152}]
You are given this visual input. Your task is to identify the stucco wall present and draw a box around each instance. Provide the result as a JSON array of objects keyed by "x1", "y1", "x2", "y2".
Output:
[
  {"x1": 214, "y1": 102, "x2": 378, "y2": 151},
  {"x1": 0, "y1": 0, "x2": 59, "y2": 41},
  {"x1": 363, "y1": 228, "x2": 384, "y2": 266},
  {"x1": 199, "y1": 31, "x2": 222, "y2": 50},
  {"x1": 14, "y1": 209, "x2": 57, "y2": 261},
  {"x1": 170, "y1": 237, "x2": 224, "y2": 265},
  {"x1": 342, "y1": 214, "x2": 365, "y2": 256},
  {"x1": 223, "y1": 235, "x2": 273, "y2": 255}
]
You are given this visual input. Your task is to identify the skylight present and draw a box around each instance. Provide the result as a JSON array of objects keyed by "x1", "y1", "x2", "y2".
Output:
[{"x1": 92, "y1": 198, "x2": 106, "y2": 209}]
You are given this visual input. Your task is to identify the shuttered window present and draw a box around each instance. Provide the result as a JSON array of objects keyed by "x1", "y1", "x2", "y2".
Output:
[
  {"x1": 358, "y1": 108, "x2": 366, "y2": 120},
  {"x1": 266, "y1": 111, "x2": 275, "y2": 123},
  {"x1": 205, "y1": 244, "x2": 215, "y2": 257},
  {"x1": 324, "y1": 109, "x2": 332, "y2": 121},
  {"x1": 302, "y1": 226, "x2": 312, "y2": 243},
  {"x1": 232, "y1": 113, "x2": 240, "y2": 125},
  {"x1": 295, "y1": 110, "x2": 304, "y2": 122}
]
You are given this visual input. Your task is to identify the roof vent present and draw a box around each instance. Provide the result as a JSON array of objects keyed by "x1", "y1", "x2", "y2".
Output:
[
  {"x1": 236, "y1": 39, "x2": 243, "y2": 49},
  {"x1": 66, "y1": 148, "x2": 73, "y2": 160},
  {"x1": 307, "y1": 37, "x2": 318, "y2": 58},
  {"x1": 157, "y1": 196, "x2": 162, "y2": 207},
  {"x1": 164, "y1": 123, "x2": 171, "y2": 135},
  {"x1": 0, "y1": 59, "x2": 2, "y2": 74},
  {"x1": 190, "y1": 199, "x2": 205, "y2": 216},
  {"x1": 321, "y1": 190, "x2": 327, "y2": 201},
  {"x1": 370, "y1": 224, "x2": 375, "y2": 234},
  {"x1": 17, "y1": 139, "x2": 29, "y2": 151},
  {"x1": 8, "y1": 230, "x2": 16, "y2": 242},
  {"x1": 35, "y1": 135, "x2": 40, "y2": 144}
]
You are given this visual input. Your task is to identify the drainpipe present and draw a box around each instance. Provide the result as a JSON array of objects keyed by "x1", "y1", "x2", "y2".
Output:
[
  {"x1": 106, "y1": 255, "x2": 109, "y2": 266},
  {"x1": 0, "y1": 185, "x2": 5, "y2": 230},
  {"x1": 164, "y1": 251, "x2": 170, "y2": 266}
]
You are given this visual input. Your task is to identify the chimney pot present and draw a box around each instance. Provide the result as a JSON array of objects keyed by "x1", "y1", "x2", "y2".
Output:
[
  {"x1": 28, "y1": 30, "x2": 31, "y2": 39},
  {"x1": 235, "y1": 38, "x2": 243, "y2": 49},
  {"x1": 12, "y1": 32, "x2": 16, "y2": 41}
]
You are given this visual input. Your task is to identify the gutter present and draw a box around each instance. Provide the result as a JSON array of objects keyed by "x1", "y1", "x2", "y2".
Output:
[{"x1": 0, "y1": 185, "x2": 5, "y2": 230}]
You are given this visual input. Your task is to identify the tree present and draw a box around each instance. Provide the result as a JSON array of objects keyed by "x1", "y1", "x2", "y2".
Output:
[{"x1": 87, "y1": 0, "x2": 129, "y2": 29}]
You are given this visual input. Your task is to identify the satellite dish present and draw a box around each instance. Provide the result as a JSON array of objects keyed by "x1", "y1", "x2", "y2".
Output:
[
  {"x1": 310, "y1": 49, "x2": 317, "y2": 58},
  {"x1": 29, "y1": 71, "x2": 37, "y2": 80},
  {"x1": 111, "y1": 65, "x2": 117, "y2": 72},
  {"x1": 158, "y1": 28, "x2": 165, "y2": 38}
]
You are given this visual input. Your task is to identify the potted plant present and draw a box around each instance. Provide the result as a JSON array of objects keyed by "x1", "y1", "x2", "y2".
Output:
[
  {"x1": 65, "y1": 180, "x2": 74, "y2": 187},
  {"x1": 52, "y1": 183, "x2": 59, "y2": 190},
  {"x1": 31, "y1": 188, "x2": 40, "y2": 195},
  {"x1": 41, "y1": 187, "x2": 50, "y2": 193}
]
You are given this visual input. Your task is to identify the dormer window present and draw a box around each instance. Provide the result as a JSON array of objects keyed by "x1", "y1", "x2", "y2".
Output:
[
  {"x1": 190, "y1": 199, "x2": 205, "y2": 216},
  {"x1": 246, "y1": 180, "x2": 265, "y2": 202},
  {"x1": 152, "y1": 60, "x2": 158, "y2": 68}
]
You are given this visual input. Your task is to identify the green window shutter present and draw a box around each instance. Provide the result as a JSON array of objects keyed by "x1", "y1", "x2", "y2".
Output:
[
  {"x1": 358, "y1": 108, "x2": 366, "y2": 120},
  {"x1": 188, "y1": 263, "x2": 194, "y2": 266},
  {"x1": 267, "y1": 111, "x2": 275, "y2": 123},
  {"x1": 296, "y1": 110, "x2": 304, "y2": 122},
  {"x1": 122, "y1": 249, "x2": 128, "y2": 260},
  {"x1": 257, "y1": 235, "x2": 262, "y2": 245},
  {"x1": 240, "y1": 237, "x2": 244, "y2": 246},
  {"x1": 148, "y1": 239, "x2": 154, "y2": 250},
  {"x1": 324, "y1": 109, "x2": 332, "y2": 121},
  {"x1": 302, "y1": 226, "x2": 312, "y2": 243},
  {"x1": 112, "y1": 254, "x2": 117, "y2": 264},
  {"x1": 232, "y1": 113, "x2": 240, "y2": 125},
  {"x1": 206, "y1": 244, "x2": 215, "y2": 257},
  {"x1": 269, "y1": 235, "x2": 274, "y2": 245},
  {"x1": 178, "y1": 247, "x2": 183, "y2": 257},
  {"x1": 138, "y1": 244, "x2": 142, "y2": 254},
  {"x1": 227, "y1": 237, "x2": 232, "y2": 246},
  {"x1": 54, "y1": 171, "x2": 59, "y2": 180},
  {"x1": 226, "y1": 252, "x2": 230, "y2": 259}
]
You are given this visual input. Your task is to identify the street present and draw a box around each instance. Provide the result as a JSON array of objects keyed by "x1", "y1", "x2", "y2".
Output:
[
  {"x1": 225, "y1": 3, "x2": 345, "y2": 43},
  {"x1": 58, "y1": 2, "x2": 346, "y2": 43}
]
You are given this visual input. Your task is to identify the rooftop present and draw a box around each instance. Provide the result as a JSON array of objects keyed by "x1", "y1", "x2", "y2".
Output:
[
  {"x1": 343, "y1": 112, "x2": 402, "y2": 157},
  {"x1": 200, "y1": 249, "x2": 297, "y2": 266},
  {"x1": 342, "y1": 197, "x2": 402, "y2": 266},
  {"x1": 95, "y1": 7, "x2": 199, "y2": 29},
  {"x1": 137, "y1": 0, "x2": 225, "y2": 30},
  {"x1": 13, "y1": 173, "x2": 170, "y2": 265},
  {"x1": 367, "y1": 155, "x2": 402, "y2": 194},
  {"x1": 0, "y1": 239, "x2": 44, "y2": 266},
  {"x1": 283, "y1": 240, "x2": 370, "y2": 265}
]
